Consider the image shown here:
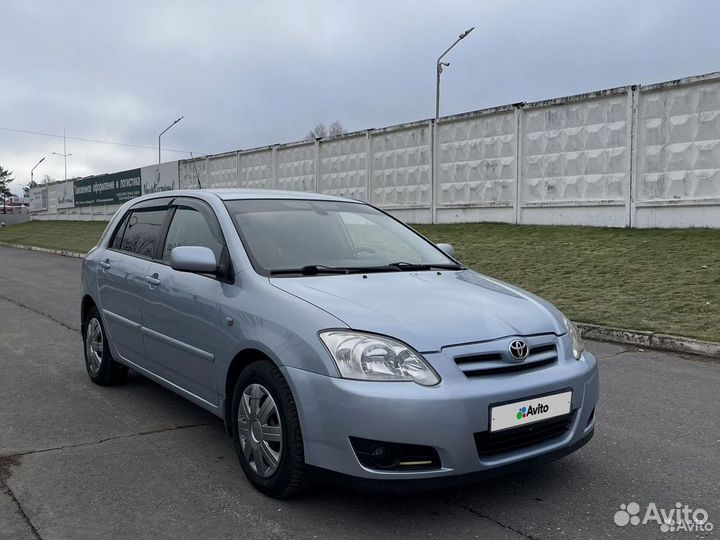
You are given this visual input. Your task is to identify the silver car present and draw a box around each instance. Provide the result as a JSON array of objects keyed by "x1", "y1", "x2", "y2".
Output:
[{"x1": 81, "y1": 189, "x2": 599, "y2": 497}]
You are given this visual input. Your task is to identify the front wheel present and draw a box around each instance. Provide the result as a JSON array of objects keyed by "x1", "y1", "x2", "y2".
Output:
[
  {"x1": 231, "y1": 361, "x2": 307, "y2": 498},
  {"x1": 83, "y1": 307, "x2": 128, "y2": 386}
]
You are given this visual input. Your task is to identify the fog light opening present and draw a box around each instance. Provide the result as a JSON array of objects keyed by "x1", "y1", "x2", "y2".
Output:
[
  {"x1": 370, "y1": 445, "x2": 399, "y2": 469},
  {"x1": 350, "y1": 436, "x2": 442, "y2": 471}
]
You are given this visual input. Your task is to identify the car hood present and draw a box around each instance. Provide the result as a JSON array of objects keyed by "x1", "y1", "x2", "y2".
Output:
[{"x1": 269, "y1": 270, "x2": 565, "y2": 352}]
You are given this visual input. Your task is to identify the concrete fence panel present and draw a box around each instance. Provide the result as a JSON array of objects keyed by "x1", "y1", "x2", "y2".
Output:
[
  {"x1": 207, "y1": 152, "x2": 239, "y2": 189},
  {"x1": 435, "y1": 107, "x2": 518, "y2": 224},
  {"x1": 370, "y1": 123, "x2": 432, "y2": 223},
  {"x1": 238, "y1": 148, "x2": 274, "y2": 190},
  {"x1": 634, "y1": 74, "x2": 720, "y2": 227},
  {"x1": 318, "y1": 133, "x2": 368, "y2": 201},
  {"x1": 518, "y1": 89, "x2": 631, "y2": 226},
  {"x1": 276, "y1": 142, "x2": 316, "y2": 192}
]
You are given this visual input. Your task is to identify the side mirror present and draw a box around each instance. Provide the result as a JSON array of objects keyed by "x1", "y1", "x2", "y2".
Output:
[
  {"x1": 436, "y1": 243, "x2": 455, "y2": 258},
  {"x1": 170, "y1": 246, "x2": 218, "y2": 274}
]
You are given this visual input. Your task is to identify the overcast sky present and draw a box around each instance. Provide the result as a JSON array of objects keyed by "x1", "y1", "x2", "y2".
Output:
[{"x1": 2, "y1": 0, "x2": 720, "y2": 195}]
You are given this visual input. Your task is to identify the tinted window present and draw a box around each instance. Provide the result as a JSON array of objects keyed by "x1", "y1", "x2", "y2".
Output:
[
  {"x1": 224, "y1": 199, "x2": 453, "y2": 273},
  {"x1": 110, "y1": 213, "x2": 130, "y2": 250},
  {"x1": 162, "y1": 206, "x2": 225, "y2": 262},
  {"x1": 118, "y1": 208, "x2": 167, "y2": 258}
]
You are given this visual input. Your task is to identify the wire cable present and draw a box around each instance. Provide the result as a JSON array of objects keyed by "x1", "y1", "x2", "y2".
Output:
[{"x1": 0, "y1": 126, "x2": 205, "y2": 155}]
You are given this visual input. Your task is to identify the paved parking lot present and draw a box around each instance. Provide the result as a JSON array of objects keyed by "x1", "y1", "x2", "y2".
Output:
[{"x1": 1, "y1": 245, "x2": 718, "y2": 540}]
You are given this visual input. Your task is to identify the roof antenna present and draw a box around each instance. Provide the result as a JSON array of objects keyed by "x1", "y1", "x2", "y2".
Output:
[{"x1": 189, "y1": 152, "x2": 202, "y2": 189}]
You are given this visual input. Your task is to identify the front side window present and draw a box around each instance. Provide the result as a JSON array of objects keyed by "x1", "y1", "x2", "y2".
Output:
[
  {"x1": 162, "y1": 206, "x2": 225, "y2": 263},
  {"x1": 224, "y1": 199, "x2": 456, "y2": 275},
  {"x1": 116, "y1": 208, "x2": 167, "y2": 258}
]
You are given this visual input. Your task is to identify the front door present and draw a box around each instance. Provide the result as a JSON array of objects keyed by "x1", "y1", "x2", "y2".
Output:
[{"x1": 141, "y1": 199, "x2": 230, "y2": 406}]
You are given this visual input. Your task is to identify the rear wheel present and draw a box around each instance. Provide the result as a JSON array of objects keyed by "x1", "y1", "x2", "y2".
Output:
[
  {"x1": 83, "y1": 307, "x2": 128, "y2": 386},
  {"x1": 231, "y1": 360, "x2": 307, "y2": 498}
]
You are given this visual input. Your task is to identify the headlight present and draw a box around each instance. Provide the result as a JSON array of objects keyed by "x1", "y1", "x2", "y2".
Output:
[
  {"x1": 319, "y1": 331, "x2": 440, "y2": 386},
  {"x1": 563, "y1": 316, "x2": 584, "y2": 360}
]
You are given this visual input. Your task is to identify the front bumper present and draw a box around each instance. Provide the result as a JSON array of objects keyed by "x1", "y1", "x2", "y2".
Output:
[{"x1": 282, "y1": 338, "x2": 599, "y2": 482}]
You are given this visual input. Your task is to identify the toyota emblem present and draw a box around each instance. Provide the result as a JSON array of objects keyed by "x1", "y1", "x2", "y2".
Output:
[{"x1": 509, "y1": 339, "x2": 529, "y2": 360}]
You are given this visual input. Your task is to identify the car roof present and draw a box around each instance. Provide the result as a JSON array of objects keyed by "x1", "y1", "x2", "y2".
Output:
[{"x1": 137, "y1": 188, "x2": 358, "y2": 203}]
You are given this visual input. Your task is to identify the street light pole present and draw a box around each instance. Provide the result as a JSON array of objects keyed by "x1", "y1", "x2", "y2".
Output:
[
  {"x1": 31, "y1": 157, "x2": 45, "y2": 186},
  {"x1": 52, "y1": 129, "x2": 72, "y2": 181},
  {"x1": 158, "y1": 116, "x2": 184, "y2": 165},
  {"x1": 435, "y1": 27, "x2": 475, "y2": 119}
]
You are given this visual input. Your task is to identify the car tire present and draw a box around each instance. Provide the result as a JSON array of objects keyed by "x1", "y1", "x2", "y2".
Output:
[
  {"x1": 83, "y1": 307, "x2": 128, "y2": 386},
  {"x1": 231, "y1": 360, "x2": 307, "y2": 498}
]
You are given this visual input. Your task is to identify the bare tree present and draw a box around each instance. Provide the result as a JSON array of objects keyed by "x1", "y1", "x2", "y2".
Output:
[
  {"x1": 328, "y1": 121, "x2": 346, "y2": 137},
  {"x1": 305, "y1": 121, "x2": 346, "y2": 140}
]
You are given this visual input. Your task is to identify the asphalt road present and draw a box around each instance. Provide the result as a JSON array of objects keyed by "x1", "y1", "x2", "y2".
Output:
[{"x1": 1, "y1": 245, "x2": 718, "y2": 540}]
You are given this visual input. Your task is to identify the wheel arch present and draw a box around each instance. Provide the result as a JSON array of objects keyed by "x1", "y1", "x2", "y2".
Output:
[
  {"x1": 80, "y1": 294, "x2": 98, "y2": 336},
  {"x1": 223, "y1": 347, "x2": 281, "y2": 435}
]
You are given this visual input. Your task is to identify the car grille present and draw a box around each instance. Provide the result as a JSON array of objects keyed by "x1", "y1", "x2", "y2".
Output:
[
  {"x1": 454, "y1": 343, "x2": 558, "y2": 377},
  {"x1": 474, "y1": 413, "x2": 573, "y2": 457}
]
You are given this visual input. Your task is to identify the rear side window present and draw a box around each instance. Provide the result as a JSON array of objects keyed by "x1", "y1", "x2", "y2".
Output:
[
  {"x1": 114, "y1": 208, "x2": 167, "y2": 258},
  {"x1": 110, "y1": 213, "x2": 130, "y2": 250}
]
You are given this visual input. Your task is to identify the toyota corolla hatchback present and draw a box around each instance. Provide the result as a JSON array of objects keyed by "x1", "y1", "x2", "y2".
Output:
[{"x1": 81, "y1": 189, "x2": 598, "y2": 497}]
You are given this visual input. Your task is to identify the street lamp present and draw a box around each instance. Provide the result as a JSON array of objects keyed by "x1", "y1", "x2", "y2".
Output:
[
  {"x1": 52, "y1": 129, "x2": 72, "y2": 181},
  {"x1": 31, "y1": 157, "x2": 45, "y2": 185},
  {"x1": 159, "y1": 116, "x2": 184, "y2": 164},
  {"x1": 436, "y1": 26, "x2": 475, "y2": 119}
]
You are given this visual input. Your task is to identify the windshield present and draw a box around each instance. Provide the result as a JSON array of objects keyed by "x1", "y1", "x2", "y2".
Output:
[{"x1": 224, "y1": 199, "x2": 458, "y2": 275}]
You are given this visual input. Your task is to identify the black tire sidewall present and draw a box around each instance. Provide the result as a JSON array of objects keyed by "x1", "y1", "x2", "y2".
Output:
[
  {"x1": 231, "y1": 361, "x2": 304, "y2": 497},
  {"x1": 83, "y1": 307, "x2": 126, "y2": 384}
]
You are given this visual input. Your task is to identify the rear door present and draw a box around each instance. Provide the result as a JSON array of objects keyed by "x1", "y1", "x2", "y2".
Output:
[
  {"x1": 141, "y1": 198, "x2": 230, "y2": 406},
  {"x1": 97, "y1": 201, "x2": 170, "y2": 367}
]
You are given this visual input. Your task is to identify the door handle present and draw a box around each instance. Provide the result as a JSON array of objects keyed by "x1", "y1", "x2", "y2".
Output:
[
  {"x1": 99, "y1": 259, "x2": 111, "y2": 269},
  {"x1": 145, "y1": 274, "x2": 161, "y2": 286}
]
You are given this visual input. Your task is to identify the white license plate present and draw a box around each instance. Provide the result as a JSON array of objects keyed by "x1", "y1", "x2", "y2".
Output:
[{"x1": 490, "y1": 390, "x2": 572, "y2": 432}]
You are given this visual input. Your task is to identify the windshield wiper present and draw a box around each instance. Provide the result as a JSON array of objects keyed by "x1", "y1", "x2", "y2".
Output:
[
  {"x1": 388, "y1": 261, "x2": 463, "y2": 271},
  {"x1": 270, "y1": 265, "x2": 351, "y2": 276},
  {"x1": 270, "y1": 261, "x2": 463, "y2": 276}
]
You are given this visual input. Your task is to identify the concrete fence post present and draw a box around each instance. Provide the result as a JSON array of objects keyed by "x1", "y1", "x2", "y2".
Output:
[
  {"x1": 236, "y1": 151, "x2": 241, "y2": 188},
  {"x1": 314, "y1": 139, "x2": 320, "y2": 193},
  {"x1": 628, "y1": 85, "x2": 640, "y2": 228},
  {"x1": 365, "y1": 130, "x2": 372, "y2": 203},
  {"x1": 430, "y1": 119, "x2": 437, "y2": 224},
  {"x1": 514, "y1": 106, "x2": 523, "y2": 225},
  {"x1": 272, "y1": 146, "x2": 279, "y2": 190}
]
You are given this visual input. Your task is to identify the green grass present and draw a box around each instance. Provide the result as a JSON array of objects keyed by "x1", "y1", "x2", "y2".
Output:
[
  {"x1": 0, "y1": 220, "x2": 109, "y2": 253},
  {"x1": 1, "y1": 220, "x2": 718, "y2": 341}
]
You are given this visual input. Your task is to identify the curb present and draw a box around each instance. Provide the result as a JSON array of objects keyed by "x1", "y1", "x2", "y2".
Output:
[
  {"x1": 0, "y1": 241, "x2": 86, "y2": 259},
  {"x1": 0, "y1": 241, "x2": 718, "y2": 358},
  {"x1": 576, "y1": 323, "x2": 720, "y2": 359}
]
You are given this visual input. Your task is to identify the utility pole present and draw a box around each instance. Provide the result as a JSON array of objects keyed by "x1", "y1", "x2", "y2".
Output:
[
  {"x1": 52, "y1": 129, "x2": 72, "y2": 181},
  {"x1": 436, "y1": 27, "x2": 475, "y2": 119}
]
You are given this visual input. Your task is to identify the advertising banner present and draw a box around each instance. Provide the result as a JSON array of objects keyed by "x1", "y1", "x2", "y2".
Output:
[
  {"x1": 29, "y1": 186, "x2": 48, "y2": 212},
  {"x1": 56, "y1": 181, "x2": 75, "y2": 209},
  {"x1": 74, "y1": 169, "x2": 141, "y2": 206},
  {"x1": 141, "y1": 161, "x2": 178, "y2": 194}
]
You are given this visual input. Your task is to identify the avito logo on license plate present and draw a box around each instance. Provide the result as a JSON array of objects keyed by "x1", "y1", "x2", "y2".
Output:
[{"x1": 491, "y1": 390, "x2": 572, "y2": 432}]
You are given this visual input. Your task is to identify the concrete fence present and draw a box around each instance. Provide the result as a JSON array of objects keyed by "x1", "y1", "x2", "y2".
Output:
[{"x1": 32, "y1": 71, "x2": 720, "y2": 227}]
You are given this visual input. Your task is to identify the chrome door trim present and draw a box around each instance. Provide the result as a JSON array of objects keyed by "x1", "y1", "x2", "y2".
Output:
[
  {"x1": 102, "y1": 308, "x2": 142, "y2": 330},
  {"x1": 141, "y1": 325, "x2": 216, "y2": 363}
]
